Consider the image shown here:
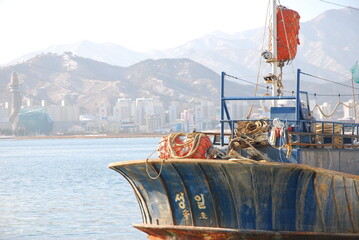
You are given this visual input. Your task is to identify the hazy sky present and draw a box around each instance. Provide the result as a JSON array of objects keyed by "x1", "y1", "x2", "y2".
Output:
[{"x1": 0, "y1": 0, "x2": 357, "y2": 64}]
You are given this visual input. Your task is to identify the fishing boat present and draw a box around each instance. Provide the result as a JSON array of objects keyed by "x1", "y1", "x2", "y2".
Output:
[{"x1": 109, "y1": 1, "x2": 359, "y2": 239}]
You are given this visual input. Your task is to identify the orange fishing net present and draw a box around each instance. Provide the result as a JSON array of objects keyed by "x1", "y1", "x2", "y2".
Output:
[
  {"x1": 277, "y1": 6, "x2": 300, "y2": 62},
  {"x1": 158, "y1": 133, "x2": 213, "y2": 159}
]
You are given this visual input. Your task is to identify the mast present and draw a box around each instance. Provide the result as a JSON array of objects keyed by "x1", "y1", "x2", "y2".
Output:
[{"x1": 271, "y1": 0, "x2": 278, "y2": 105}]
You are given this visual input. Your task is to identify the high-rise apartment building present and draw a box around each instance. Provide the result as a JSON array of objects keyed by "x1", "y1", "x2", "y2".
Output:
[{"x1": 113, "y1": 98, "x2": 132, "y2": 122}]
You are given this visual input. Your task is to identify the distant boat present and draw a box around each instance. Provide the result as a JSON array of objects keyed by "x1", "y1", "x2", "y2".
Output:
[{"x1": 110, "y1": 1, "x2": 359, "y2": 239}]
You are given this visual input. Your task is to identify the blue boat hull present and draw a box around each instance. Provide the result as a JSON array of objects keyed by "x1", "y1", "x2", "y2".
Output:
[{"x1": 109, "y1": 159, "x2": 359, "y2": 239}]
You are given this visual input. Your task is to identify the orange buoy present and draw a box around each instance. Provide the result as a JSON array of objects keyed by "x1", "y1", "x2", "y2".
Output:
[
  {"x1": 190, "y1": 135, "x2": 213, "y2": 159},
  {"x1": 276, "y1": 6, "x2": 300, "y2": 62},
  {"x1": 158, "y1": 135, "x2": 184, "y2": 159},
  {"x1": 158, "y1": 133, "x2": 213, "y2": 159}
]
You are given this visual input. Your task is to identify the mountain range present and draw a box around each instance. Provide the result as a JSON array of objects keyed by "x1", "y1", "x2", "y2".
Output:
[
  {"x1": 0, "y1": 7, "x2": 358, "y2": 115},
  {"x1": 10, "y1": 8, "x2": 359, "y2": 82},
  {"x1": 0, "y1": 54, "x2": 247, "y2": 113}
]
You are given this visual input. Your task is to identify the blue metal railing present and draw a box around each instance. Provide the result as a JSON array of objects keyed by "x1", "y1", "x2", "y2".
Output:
[
  {"x1": 220, "y1": 69, "x2": 302, "y2": 145},
  {"x1": 219, "y1": 69, "x2": 359, "y2": 147}
]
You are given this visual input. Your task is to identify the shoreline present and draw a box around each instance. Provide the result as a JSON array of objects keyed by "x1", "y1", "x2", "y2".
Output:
[{"x1": 1, "y1": 134, "x2": 164, "y2": 140}]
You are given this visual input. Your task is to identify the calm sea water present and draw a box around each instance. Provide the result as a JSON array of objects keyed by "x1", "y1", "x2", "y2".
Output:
[{"x1": 0, "y1": 137, "x2": 161, "y2": 240}]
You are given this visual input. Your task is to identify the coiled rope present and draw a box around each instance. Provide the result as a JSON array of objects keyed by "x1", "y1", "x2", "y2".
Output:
[
  {"x1": 235, "y1": 120, "x2": 269, "y2": 138},
  {"x1": 228, "y1": 137, "x2": 268, "y2": 161},
  {"x1": 228, "y1": 120, "x2": 269, "y2": 161},
  {"x1": 166, "y1": 132, "x2": 204, "y2": 159}
]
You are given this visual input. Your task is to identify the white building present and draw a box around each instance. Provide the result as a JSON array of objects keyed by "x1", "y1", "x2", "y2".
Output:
[
  {"x1": 113, "y1": 98, "x2": 132, "y2": 122},
  {"x1": 146, "y1": 114, "x2": 163, "y2": 132},
  {"x1": 0, "y1": 103, "x2": 9, "y2": 122},
  {"x1": 193, "y1": 101, "x2": 216, "y2": 122},
  {"x1": 223, "y1": 100, "x2": 250, "y2": 120},
  {"x1": 342, "y1": 99, "x2": 359, "y2": 121},
  {"x1": 47, "y1": 103, "x2": 79, "y2": 121},
  {"x1": 98, "y1": 99, "x2": 111, "y2": 120},
  {"x1": 134, "y1": 98, "x2": 147, "y2": 125},
  {"x1": 134, "y1": 97, "x2": 165, "y2": 131},
  {"x1": 181, "y1": 109, "x2": 194, "y2": 132},
  {"x1": 168, "y1": 101, "x2": 180, "y2": 123}
]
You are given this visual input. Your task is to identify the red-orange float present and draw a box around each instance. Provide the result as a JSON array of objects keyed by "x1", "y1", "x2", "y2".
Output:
[
  {"x1": 277, "y1": 6, "x2": 300, "y2": 62},
  {"x1": 158, "y1": 133, "x2": 213, "y2": 159}
]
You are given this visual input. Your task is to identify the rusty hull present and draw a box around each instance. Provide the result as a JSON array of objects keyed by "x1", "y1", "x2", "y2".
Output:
[
  {"x1": 109, "y1": 159, "x2": 359, "y2": 239},
  {"x1": 134, "y1": 224, "x2": 359, "y2": 240}
]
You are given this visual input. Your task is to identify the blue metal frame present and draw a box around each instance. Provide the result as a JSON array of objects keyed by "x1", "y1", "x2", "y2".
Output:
[
  {"x1": 296, "y1": 69, "x2": 301, "y2": 130},
  {"x1": 220, "y1": 69, "x2": 359, "y2": 147},
  {"x1": 220, "y1": 70, "x2": 302, "y2": 145}
]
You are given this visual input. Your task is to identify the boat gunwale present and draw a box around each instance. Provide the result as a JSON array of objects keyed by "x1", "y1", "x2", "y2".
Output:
[{"x1": 109, "y1": 158, "x2": 359, "y2": 179}]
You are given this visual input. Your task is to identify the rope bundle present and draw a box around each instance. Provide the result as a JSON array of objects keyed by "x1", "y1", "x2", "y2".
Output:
[{"x1": 227, "y1": 120, "x2": 270, "y2": 161}]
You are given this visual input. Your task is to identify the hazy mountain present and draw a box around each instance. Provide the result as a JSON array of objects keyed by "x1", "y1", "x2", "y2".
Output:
[
  {"x1": 298, "y1": 8, "x2": 359, "y2": 78},
  {"x1": 9, "y1": 8, "x2": 358, "y2": 85},
  {"x1": 148, "y1": 8, "x2": 359, "y2": 83},
  {"x1": 2, "y1": 7, "x2": 357, "y2": 114},
  {"x1": 11, "y1": 40, "x2": 146, "y2": 67},
  {"x1": 0, "y1": 53, "x2": 249, "y2": 114},
  {"x1": 147, "y1": 29, "x2": 263, "y2": 79}
]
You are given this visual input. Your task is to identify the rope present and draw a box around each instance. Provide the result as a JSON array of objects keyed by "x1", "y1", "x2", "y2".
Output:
[
  {"x1": 301, "y1": 72, "x2": 359, "y2": 91},
  {"x1": 312, "y1": 101, "x2": 359, "y2": 118},
  {"x1": 260, "y1": 91, "x2": 272, "y2": 112},
  {"x1": 166, "y1": 132, "x2": 204, "y2": 159},
  {"x1": 228, "y1": 137, "x2": 268, "y2": 161},
  {"x1": 145, "y1": 149, "x2": 164, "y2": 180},
  {"x1": 275, "y1": 3, "x2": 289, "y2": 95},
  {"x1": 320, "y1": 0, "x2": 359, "y2": 11},
  {"x1": 236, "y1": 120, "x2": 269, "y2": 137},
  {"x1": 228, "y1": 120, "x2": 269, "y2": 161},
  {"x1": 308, "y1": 93, "x2": 359, "y2": 97},
  {"x1": 229, "y1": 119, "x2": 296, "y2": 161},
  {"x1": 247, "y1": 0, "x2": 271, "y2": 119},
  {"x1": 274, "y1": 89, "x2": 359, "y2": 97},
  {"x1": 225, "y1": 74, "x2": 271, "y2": 89}
]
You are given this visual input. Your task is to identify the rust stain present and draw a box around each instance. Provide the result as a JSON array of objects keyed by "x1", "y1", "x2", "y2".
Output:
[
  {"x1": 343, "y1": 177, "x2": 356, "y2": 232},
  {"x1": 317, "y1": 181, "x2": 330, "y2": 193},
  {"x1": 135, "y1": 224, "x2": 359, "y2": 240},
  {"x1": 332, "y1": 175, "x2": 343, "y2": 232},
  {"x1": 313, "y1": 173, "x2": 326, "y2": 232}
]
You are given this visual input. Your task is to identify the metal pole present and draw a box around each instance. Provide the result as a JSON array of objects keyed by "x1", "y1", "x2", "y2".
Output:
[
  {"x1": 272, "y1": 0, "x2": 278, "y2": 105},
  {"x1": 351, "y1": 72, "x2": 357, "y2": 122},
  {"x1": 296, "y1": 69, "x2": 301, "y2": 131},
  {"x1": 220, "y1": 72, "x2": 225, "y2": 146}
]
